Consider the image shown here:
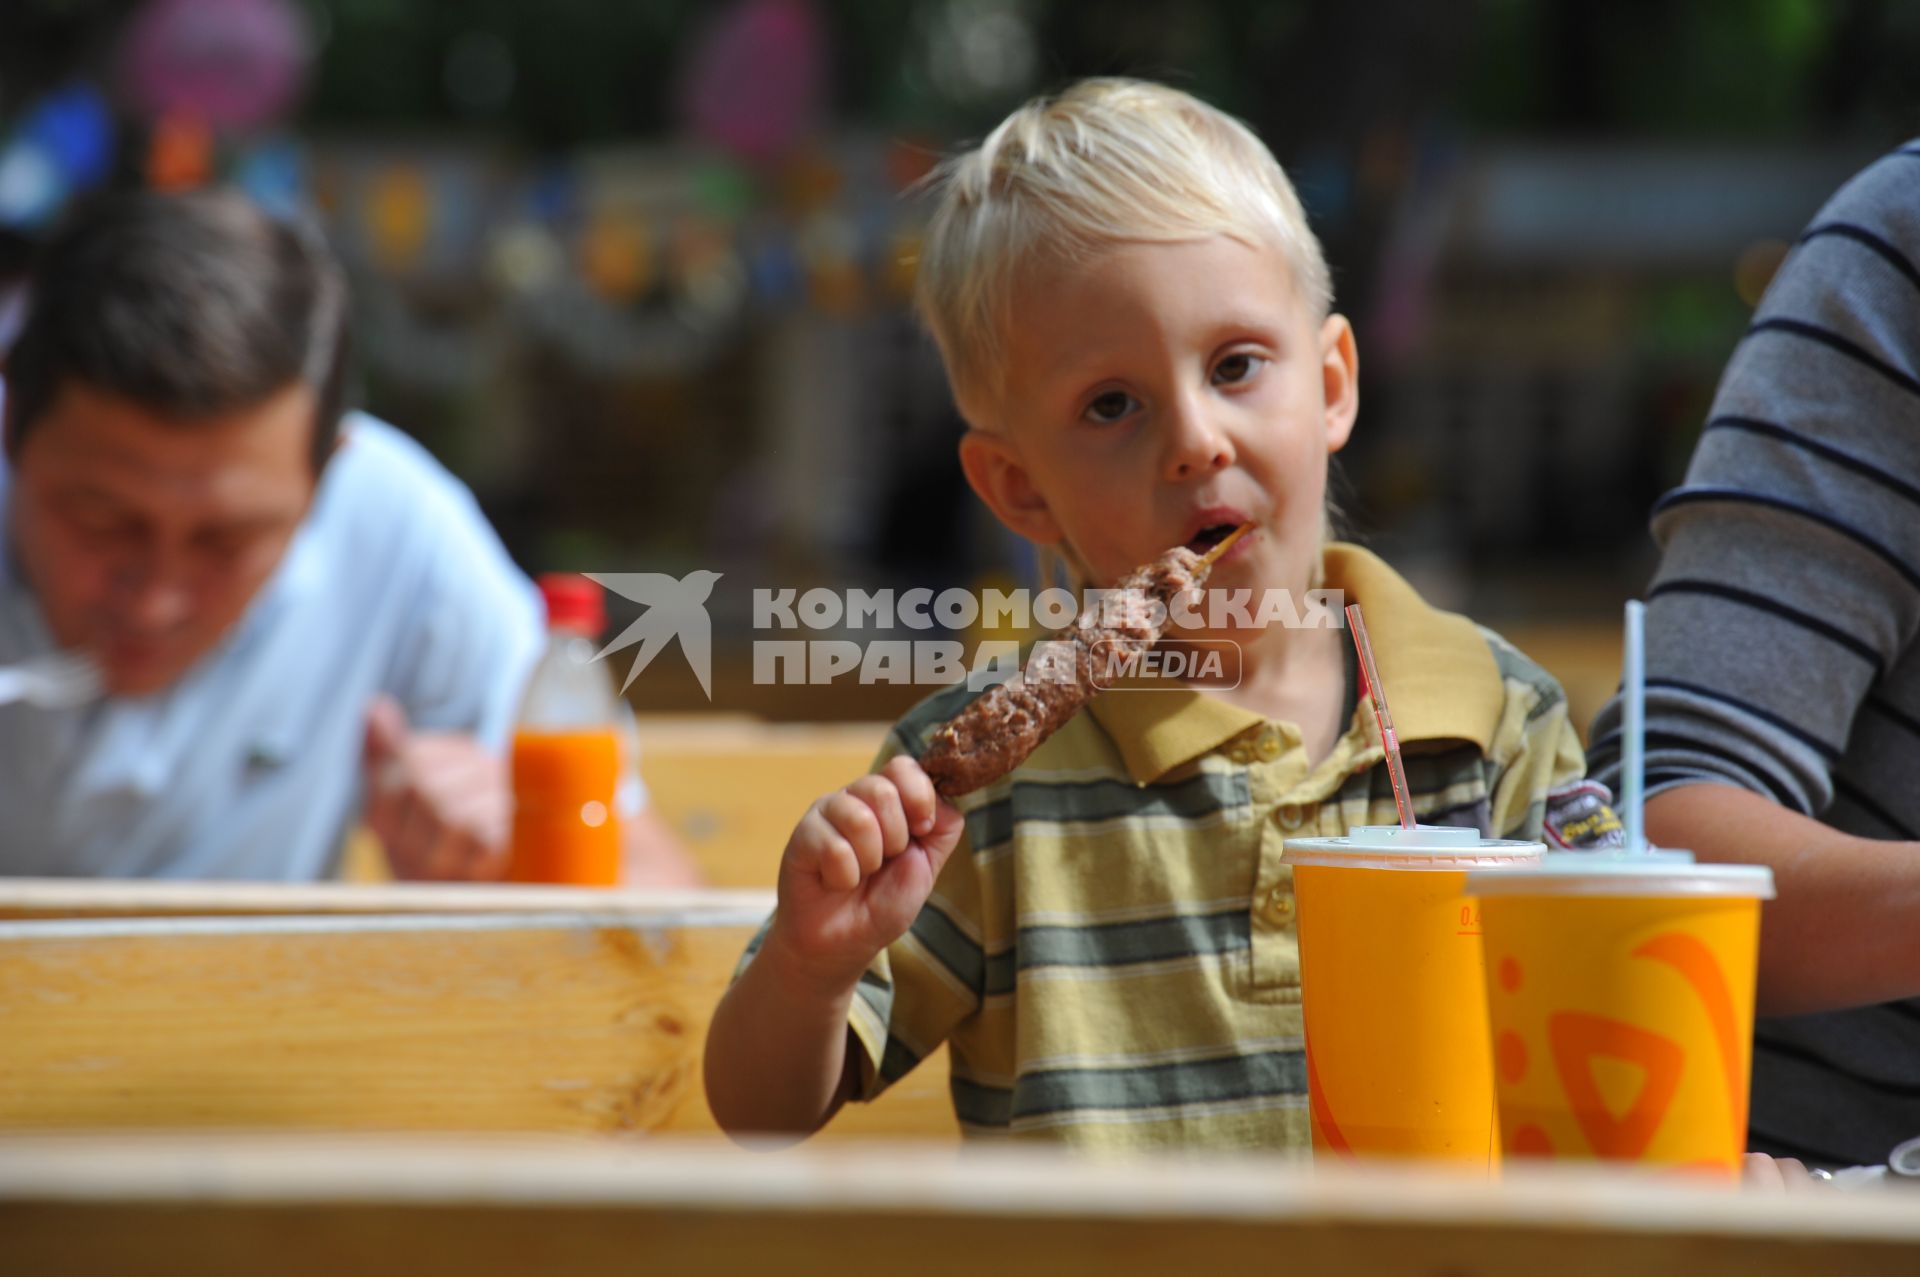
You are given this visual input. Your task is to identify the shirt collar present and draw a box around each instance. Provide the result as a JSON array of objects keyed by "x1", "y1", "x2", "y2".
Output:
[
  {"x1": 1087, "y1": 542, "x2": 1503, "y2": 784},
  {"x1": 1088, "y1": 685, "x2": 1266, "y2": 786}
]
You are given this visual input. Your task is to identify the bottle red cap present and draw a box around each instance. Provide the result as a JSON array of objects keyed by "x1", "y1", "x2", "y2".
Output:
[{"x1": 538, "y1": 573, "x2": 606, "y2": 636}]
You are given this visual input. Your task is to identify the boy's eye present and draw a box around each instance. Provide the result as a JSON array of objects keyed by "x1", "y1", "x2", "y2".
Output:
[
  {"x1": 1212, "y1": 353, "x2": 1266, "y2": 385},
  {"x1": 1082, "y1": 390, "x2": 1138, "y2": 425}
]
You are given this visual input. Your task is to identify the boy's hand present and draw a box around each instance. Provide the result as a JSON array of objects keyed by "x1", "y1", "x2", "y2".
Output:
[{"x1": 767, "y1": 755, "x2": 967, "y2": 991}]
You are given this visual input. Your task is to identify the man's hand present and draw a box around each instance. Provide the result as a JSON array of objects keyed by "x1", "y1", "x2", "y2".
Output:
[
  {"x1": 1742, "y1": 1152, "x2": 1832, "y2": 1193},
  {"x1": 362, "y1": 694, "x2": 510, "y2": 881},
  {"x1": 1646, "y1": 784, "x2": 1920, "y2": 1015}
]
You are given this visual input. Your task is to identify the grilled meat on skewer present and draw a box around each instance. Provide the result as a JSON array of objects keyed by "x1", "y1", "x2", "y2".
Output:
[{"x1": 921, "y1": 525, "x2": 1248, "y2": 798}]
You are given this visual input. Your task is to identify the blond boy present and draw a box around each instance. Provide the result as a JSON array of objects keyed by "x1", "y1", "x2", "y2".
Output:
[{"x1": 706, "y1": 79, "x2": 1598, "y2": 1150}]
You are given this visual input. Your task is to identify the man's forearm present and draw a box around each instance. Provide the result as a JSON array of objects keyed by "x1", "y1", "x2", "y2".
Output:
[
  {"x1": 702, "y1": 929, "x2": 860, "y2": 1140},
  {"x1": 1645, "y1": 783, "x2": 1920, "y2": 1016}
]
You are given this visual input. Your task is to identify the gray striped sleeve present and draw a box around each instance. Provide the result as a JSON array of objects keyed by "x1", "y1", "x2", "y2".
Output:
[{"x1": 1591, "y1": 146, "x2": 1920, "y2": 820}]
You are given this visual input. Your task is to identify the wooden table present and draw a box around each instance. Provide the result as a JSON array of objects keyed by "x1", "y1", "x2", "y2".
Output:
[{"x1": 1, "y1": 1134, "x2": 1912, "y2": 1276}]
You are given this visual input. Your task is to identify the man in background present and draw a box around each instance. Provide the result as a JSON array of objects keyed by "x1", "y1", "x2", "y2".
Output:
[
  {"x1": 0, "y1": 188, "x2": 688, "y2": 881},
  {"x1": 1589, "y1": 143, "x2": 1920, "y2": 1168}
]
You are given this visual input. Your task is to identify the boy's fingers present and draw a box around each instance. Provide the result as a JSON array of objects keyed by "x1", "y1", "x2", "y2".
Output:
[
  {"x1": 881, "y1": 756, "x2": 939, "y2": 835},
  {"x1": 861, "y1": 800, "x2": 967, "y2": 927},
  {"x1": 819, "y1": 838, "x2": 863, "y2": 893},
  {"x1": 846, "y1": 774, "x2": 910, "y2": 858},
  {"x1": 823, "y1": 791, "x2": 885, "y2": 878},
  {"x1": 920, "y1": 800, "x2": 967, "y2": 878},
  {"x1": 805, "y1": 812, "x2": 865, "y2": 893},
  {"x1": 790, "y1": 810, "x2": 860, "y2": 893},
  {"x1": 927, "y1": 799, "x2": 966, "y2": 848}
]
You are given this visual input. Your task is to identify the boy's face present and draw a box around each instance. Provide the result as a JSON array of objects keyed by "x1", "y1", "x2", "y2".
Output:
[{"x1": 961, "y1": 235, "x2": 1357, "y2": 607}]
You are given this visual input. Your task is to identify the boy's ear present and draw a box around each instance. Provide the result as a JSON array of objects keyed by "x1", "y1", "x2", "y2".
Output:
[
  {"x1": 1319, "y1": 314, "x2": 1359, "y2": 454},
  {"x1": 957, "y1": 429, "x2": 1063, "y2": 545}
]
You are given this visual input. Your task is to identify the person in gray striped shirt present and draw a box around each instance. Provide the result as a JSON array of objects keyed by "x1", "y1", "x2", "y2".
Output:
[{"x1": 1589, "y1": 142, "x2": 1920, "y2": 1169}]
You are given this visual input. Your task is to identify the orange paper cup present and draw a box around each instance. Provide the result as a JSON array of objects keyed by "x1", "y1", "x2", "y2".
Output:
[
  {"x1": 1283, "y1": 826, "x2": 1544, "y2": 1166},
  {"x1": 1466, "y1": 853, "x2": 1774, "y2": 1179}
]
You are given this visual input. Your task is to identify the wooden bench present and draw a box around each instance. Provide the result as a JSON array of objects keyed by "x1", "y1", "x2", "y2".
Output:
[{"x1": 0, "y1": 884, "x2": 957, "y2": 1140}]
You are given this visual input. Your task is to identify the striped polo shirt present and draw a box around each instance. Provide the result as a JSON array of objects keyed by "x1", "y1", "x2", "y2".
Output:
[
  {"x1": 1589, "y1": 143, "x2": 1920, "y2": 1167},
  {"x1": 745, "y1": 543, "x2": 1588, "y2": 1151}
]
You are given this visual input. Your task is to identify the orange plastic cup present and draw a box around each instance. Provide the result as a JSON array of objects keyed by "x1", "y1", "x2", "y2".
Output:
[
  {"x1": 1466, "y1": 853, "x2": 1774, "y2": 1179},
  {"x1": 508, "y1": 728, "x2": 622, "y2": 885},
  {"x1": 1282, "y1": 826, "x2": 1544, "y2": 1166}
]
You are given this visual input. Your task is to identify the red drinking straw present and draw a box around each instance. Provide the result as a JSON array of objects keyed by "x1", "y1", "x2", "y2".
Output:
[{"x1": 1346, "y1": 603, "x2": 1416, "y2": 831}]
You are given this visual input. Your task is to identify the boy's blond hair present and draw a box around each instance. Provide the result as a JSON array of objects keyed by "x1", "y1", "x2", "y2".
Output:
[{"x1": 914, "y1": 77, "x2": 1333, "y2": 431}]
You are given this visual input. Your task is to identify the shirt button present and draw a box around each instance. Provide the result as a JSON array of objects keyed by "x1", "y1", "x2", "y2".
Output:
[
  {"x1": 1275, "y1": 802, "x2": 1304, "y2": 829},
  {"x1": 1257, "y1": 735, "x2": 1281, "y2": 760},
  {"x1": 1228, "y1": 744, "x2": 1252, "y2": 764},
  {"x1": 1265, "y1": 889, "x2": 1295, "y2": 926}
]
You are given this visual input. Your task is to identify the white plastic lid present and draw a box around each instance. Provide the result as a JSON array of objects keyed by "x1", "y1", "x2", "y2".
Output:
[
  {"x1": 1281, "y1": 824, "x2": 1545, "y2": 871},
  {"x1": 1464, "y1": 850, "x2": 1776, "y2": 900}
]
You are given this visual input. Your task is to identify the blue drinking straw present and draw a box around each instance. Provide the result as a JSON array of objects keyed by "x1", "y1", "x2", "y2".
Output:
[{"x1": 1623, "y1": 599, "x2": 1646, "y2": 854}]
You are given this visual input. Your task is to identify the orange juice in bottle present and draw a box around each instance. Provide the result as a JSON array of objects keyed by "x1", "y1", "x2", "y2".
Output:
[{"x1": 509, "y1": 574, "x2": 624, "y2": 885}]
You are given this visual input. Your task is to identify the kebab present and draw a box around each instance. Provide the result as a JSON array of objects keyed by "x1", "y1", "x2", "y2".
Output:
[{"x1": 920, "y1": 523, "x2": 1252, "y2": 797}]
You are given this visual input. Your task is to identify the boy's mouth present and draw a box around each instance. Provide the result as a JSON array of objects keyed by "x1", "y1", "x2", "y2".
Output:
[{"x1": 1185, "y1": 523, "x2": 1242, "y2": 554}]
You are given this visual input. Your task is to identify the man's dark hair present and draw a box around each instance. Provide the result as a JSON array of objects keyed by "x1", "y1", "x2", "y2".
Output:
[{"x1": 2, "y1": 188, "x2": 350, "y2": 472}]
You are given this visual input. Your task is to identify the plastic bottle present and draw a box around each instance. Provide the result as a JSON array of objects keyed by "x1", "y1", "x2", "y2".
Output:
[{"x1": 508, "y1": 574, "x2": 623, "y2": 885}]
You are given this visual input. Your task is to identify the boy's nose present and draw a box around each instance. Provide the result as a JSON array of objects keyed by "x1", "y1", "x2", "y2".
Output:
[{"x1": 1162, "y1": 399, "x2": 1236, "y2": 481}]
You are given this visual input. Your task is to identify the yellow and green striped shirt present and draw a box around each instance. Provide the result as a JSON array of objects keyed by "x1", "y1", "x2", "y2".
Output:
[{"x1": 751, "y1": 544, "x2": 1588, "y2": 1152}]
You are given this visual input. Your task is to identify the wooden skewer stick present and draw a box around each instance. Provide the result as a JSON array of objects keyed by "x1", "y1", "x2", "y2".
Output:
[{"x1": 1197, "y1": 522, "x2": 1254, "y2": 570}]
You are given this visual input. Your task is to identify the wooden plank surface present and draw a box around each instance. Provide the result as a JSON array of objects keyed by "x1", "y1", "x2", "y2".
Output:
[
  {"x1": 0, "y1": 880, "x2": 776, "y2": 921},
  {"x1": 635, "y1": 717, "x2": 887, "y2": 889},
  {"x1": 0, "y1": 911, "x2": 753, "y2": 1135},
  {"x1": 0, "y1": 1134, "x2": 1914, "y2": 1277},
  {"x1": 0, "y1": 903, "x2": 958, "y2": 1141}
]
